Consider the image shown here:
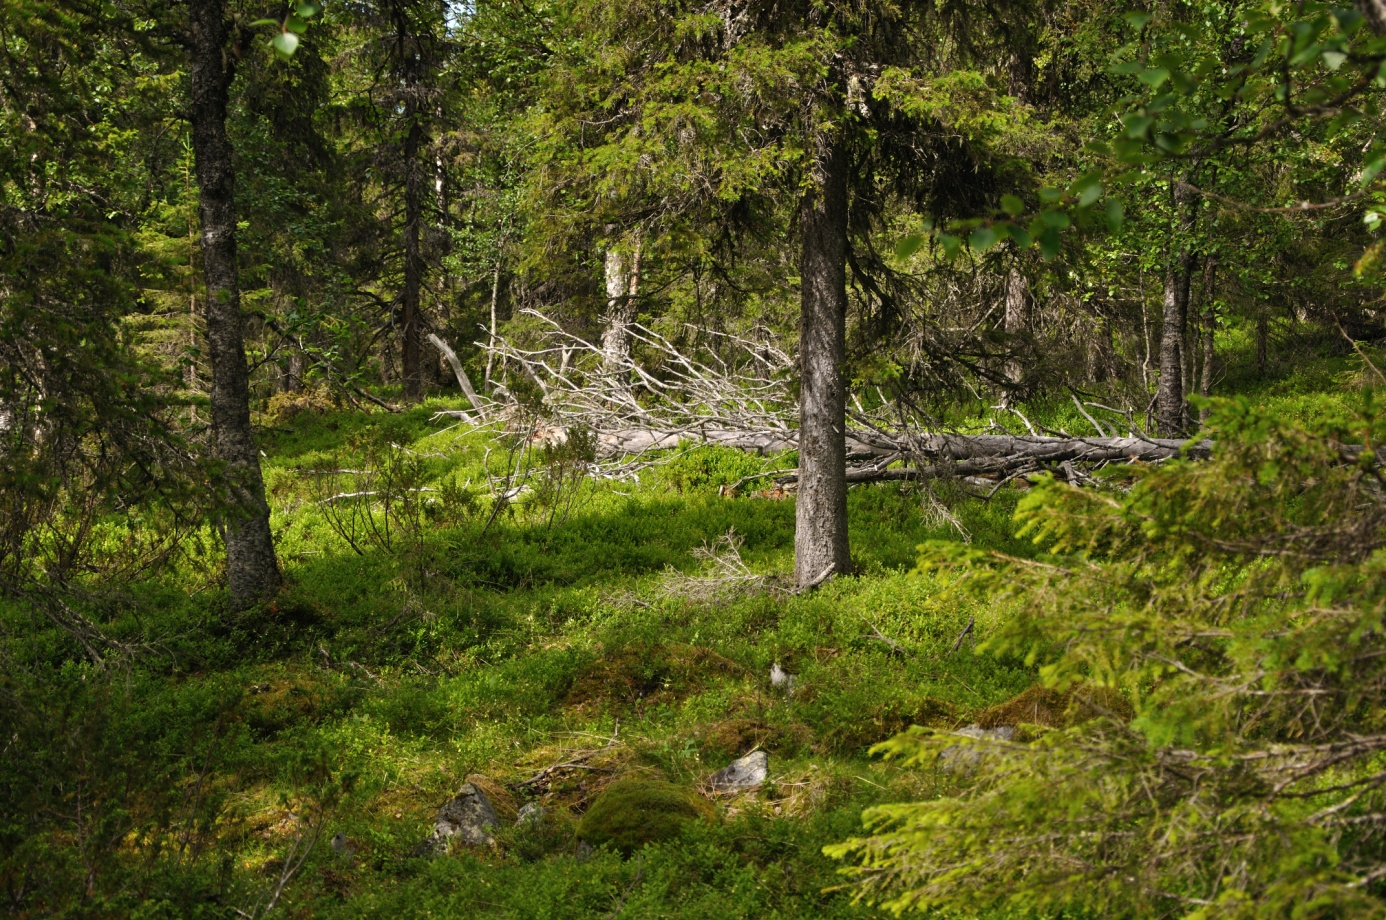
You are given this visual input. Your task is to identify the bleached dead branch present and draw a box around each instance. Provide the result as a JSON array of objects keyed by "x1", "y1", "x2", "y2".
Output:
[
  {"x1": 656, "y1": 529, "x2": 789, "y2": 606},
  {"x1": 482, "y1": 310, "x2": 798, "y2": 462},
  {"x1": 475, "y1": 310, "x2": 1225, "y2": 487}
]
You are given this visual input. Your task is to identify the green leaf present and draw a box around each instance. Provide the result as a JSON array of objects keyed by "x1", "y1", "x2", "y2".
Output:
[
  {"x1": 1323, "y1": 50, "x2": 1347, "y2": 71},
  {"x1": 297, "y1": 1, "x2": 322, "y2": 17},
  {"x1": 1038, "y1": 227, "x2": 1062, "y2": 261},
  {"x1": 1041, "y1": 210, "x2": 1071, "y2": 229},
  {"x1": 1289, "y1": 43, "x2": 1324, "y2": 67},
  {"x1": 285, "y1": 15, "x2": 309, "y2": 33},
  {"x1": 1123, "y1": 114, "x2": 1154, "y2": 139},
  {"x1": 1009, "y1": 226, "x2": 1032, "y2": 249},
  {"x1": 1106, "y1": 198, "x2": 1125, "y2": 232},
  {"x1": 1000, "y1": 194, "x2": 1025, "y2": 217},
  {"x1": 1124, "y1": 11, "x2": 1152, "y2": 30},
  {"x1": 895, "y1": 233, "x2": 927, "y2": 260},
  {"x1": 1138, "y1": 68, "x2": 1171, "y2": 88},
  {"x1": 1361, "y1": 156, "x2": 1386, "y2": 188},
  {"x1": 938, "y1": 234, "x2": 962, "y2": 259},
  {"x1": 1333, "y1": 8, "x2": 1364, "y2": 32},
  {"x1": 969, "y1": 226, "x2": 998, "y2": 252},
  {"x1": 1078, "y1": 182, "x2": 1103, "y2": 208},
  {"x1": 272, "y1": 30, "x2": 300, "y2": 58}
]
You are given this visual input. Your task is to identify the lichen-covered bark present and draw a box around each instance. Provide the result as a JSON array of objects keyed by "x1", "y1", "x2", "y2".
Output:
[
  {"x1": 189, "y1": 0, "x2": 280, "y2": 605},
  {"x1": 795, "y1": 136, "x2": 851, "y2": 588},
  {"x1": 1156, "y1": 184, "x2": 1195, "y2": 437}
]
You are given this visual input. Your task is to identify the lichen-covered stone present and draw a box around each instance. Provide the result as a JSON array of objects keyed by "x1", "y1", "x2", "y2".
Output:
[
  {"x1": 419, "y1": 782, "x2": 499, "y2": 853},
  {"x1": 709, "y1": 750, "x2": 768, "y2": 791}
]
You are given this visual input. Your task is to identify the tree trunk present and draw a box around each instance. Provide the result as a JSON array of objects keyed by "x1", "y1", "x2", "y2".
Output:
[
  {"x1": 795, "y1": 136, "x2": 852, "y2": 588},
  {"x1": 1256, "y1": 308, "x2": 1269, "y2": 378},
  {"x1": 1199, "y1": 260, "x2": 1217, "y2": 423},
  {"x1": 1001, "y1": 264, "x2": 1029, "y2": 399},
  {"x1": 401, "y1": 115, "x2": 425, "y2": 401},
  {"x1": 1156, "y1": 184, "x2": 1195, "y2": 436},
  {"x1": 282, "y1": 351, "x2": 304, "y2": 393},
  {"x1": 188, "y1": 0, "x2": 280, "y2": 606},
  {"x1": 484, "y1": 262, "x2": 501, "y2": 393},
  {"x1": 600, "y1": 237, "x2": 641, "y2": 376},
  {"x1": 1360, "y1": 0, "x2": 1386, "y2": 35}
]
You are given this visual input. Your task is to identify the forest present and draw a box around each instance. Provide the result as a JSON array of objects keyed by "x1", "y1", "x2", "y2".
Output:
[{"x1": 5, "y1": 0, "x2": 1386, "y2": 916}]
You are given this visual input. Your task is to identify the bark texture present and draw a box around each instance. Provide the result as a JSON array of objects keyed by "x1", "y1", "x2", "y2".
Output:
[
  {"x1": 188, "y1": 0, "x2": 280, "y2": 605},
  {"x1": 795, "y1": 138, "x2": 852, "y2": 587},
  {"x1": 1359, "y1": 0, "x2": 1386, "y2": 34},
  {"x1": 600, "y1": 239, "x2": 641, "y2": 376},
  {"x1": 1001, "y1": 265, "x2": 1029, "y2": 396},
  {"x1": 401, "y1": 111, "x2": 425, "y2": 401},
  {"x1": 1156, "y1": 184, "x2": 1196, "y2": 436}
]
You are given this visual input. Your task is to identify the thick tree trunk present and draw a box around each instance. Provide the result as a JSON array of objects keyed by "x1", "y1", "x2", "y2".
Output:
[
  {"x1": 795, "y1": 137, "x2": 852, "y2": 588},
  {"x1": 1156, "y1": 185, "x2": 1195, "y2": 436},
  {"x1": 600, "y1": 238, "x2": 641, "y2": 376},
  {"x1": 591, "y1": 427, "x2": 1207, "y2": 464},
  {"x1": 1359, "y1": 0, "x2": 1386, "y2": 35},
  {"x1": 401, "y1": 116, "x2": 425, "y2": 401},
  {"x1": 1001, "y1": 265, "x2": 1029, "y2": 398},
  {"x1": 281, "y1": 351, "x2": 304, "y2": 393},
  {"x1": 188, "y1": 0, "x2": 280, "y2": 606}
]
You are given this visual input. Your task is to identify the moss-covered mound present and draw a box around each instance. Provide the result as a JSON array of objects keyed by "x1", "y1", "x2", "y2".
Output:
[{"x1": 576, "y1": 778, "x2": 715, "y2": 855}]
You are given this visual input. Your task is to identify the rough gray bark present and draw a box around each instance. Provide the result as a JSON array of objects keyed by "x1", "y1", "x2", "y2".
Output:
[
  {"x1": 600, "y1": 239, "x2": 641, "y2": 376},
  {"x1": 188, "y1": 0, "x2": 280, "y2": 605},
  {"x1": 1359, "y1": 0, "x2": 1386, "y2": 34},
  {"x1": 401, "y1": 114, "x2": 425, "y2": 401},
  {"x1": 281, "y1": 351, "x2": 304, "y2": 393},
  {"x1": 1001, "y1": 265, "x2": 1029, "y2": 396},
  {"x1": 1199, "y1": 261, "x2": 1217, "y2": 423},
  {"x1": 1156, "y1": 184, "x2": 1196, "y2": 436},
  {"x1": 795, "y1": 137, "x2": 852, "y2": 587}
]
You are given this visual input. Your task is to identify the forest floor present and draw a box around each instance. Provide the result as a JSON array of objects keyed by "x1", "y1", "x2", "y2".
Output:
[{"x1": 3, "y1": 328, "x2": 1370, "y2": 919}]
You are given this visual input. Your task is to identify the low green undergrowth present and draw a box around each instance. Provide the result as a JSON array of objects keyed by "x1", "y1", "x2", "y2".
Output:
[{"x1": 3, "y1": 338, "x2": 1377, "y2": 919}]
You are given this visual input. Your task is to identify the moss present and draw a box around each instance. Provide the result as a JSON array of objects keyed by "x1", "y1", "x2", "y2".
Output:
[
  {"x1": 562, "y1": 642, "x2": 745, "y2": 712},
  {"x1": 576, "y1": 778, "x2": 716, "y2": 855},
  {"x1": 976, "y1": 684, "x2": 1133, "y2": 733}
]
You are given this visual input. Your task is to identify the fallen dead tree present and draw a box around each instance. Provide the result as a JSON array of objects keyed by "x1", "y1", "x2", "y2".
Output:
[{"x1": 476, "y1": 312, "x2": 1218, "y2": 488}]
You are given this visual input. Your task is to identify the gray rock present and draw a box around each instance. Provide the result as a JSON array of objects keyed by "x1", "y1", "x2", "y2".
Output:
[
  {"x1": 516, "y1": 802, "x2": 545, "y2": 826},
  {"x1": 937, "y1": 724, "x2": 1015, "y2": 772},
  {"x1": 420, "y1": 782, "x2": 499, "y2": 854},
  {"x1": 710, "y1": 750, "x2": 769, "y2": 792},
  {"x1": 769, "y1": 663, "x2": 796, "y2": 696}
]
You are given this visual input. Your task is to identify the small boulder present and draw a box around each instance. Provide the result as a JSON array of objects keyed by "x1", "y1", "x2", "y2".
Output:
[
  {"x1": 708, "y1": 750, "x2": 768, "y2": 792},
  {"x1": 938, "y1": 724, "x2": 1015, "y2": 772},
  {"x1": 769, "y1": 663, "x2": 796, "y2": 696},
  {"x1": 419, "y1": 782, "x2": 499, "y2": 853},
  {"x1": 516, "y1": 802, "x2": 545, "y2": 827}
]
